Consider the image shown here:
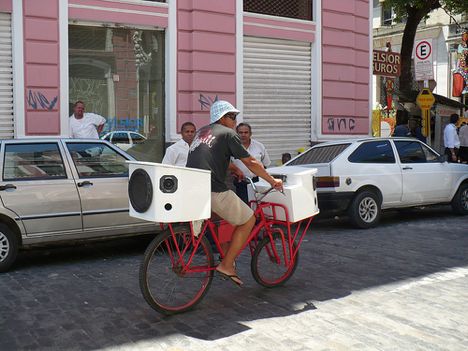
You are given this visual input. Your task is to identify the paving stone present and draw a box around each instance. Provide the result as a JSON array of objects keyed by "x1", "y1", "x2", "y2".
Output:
[{"x1": 0, "y1": 206, "x2": 467, "y2": 350}]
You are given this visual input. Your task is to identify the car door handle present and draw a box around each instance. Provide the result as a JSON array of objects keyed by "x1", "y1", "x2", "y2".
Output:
[
  {"x1": 0, "y1": 184, "x2": 17, "y2": 191},
  {"x1": 402, "y1": 166, "x2": 413, "y2": 170},
  {"x1": 77, "y1": 181, "x2": 93, "y2": 187}
]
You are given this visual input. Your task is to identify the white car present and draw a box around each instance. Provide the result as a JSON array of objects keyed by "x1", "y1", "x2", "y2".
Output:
[
  {"x1": 102, "y1": 131, "x2": 146, "y2": 151},
  {"x1": 268, "y1": 137, "x2": 468, "y2": 228}
]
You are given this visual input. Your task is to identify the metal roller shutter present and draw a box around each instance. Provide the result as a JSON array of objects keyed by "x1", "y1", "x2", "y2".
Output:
[
  {"x1": 0, "y1": 13, "x2": 14, "y2": 139},
  {"x1": 243, "y1": 36, "x2": 311, "y2": 163}
]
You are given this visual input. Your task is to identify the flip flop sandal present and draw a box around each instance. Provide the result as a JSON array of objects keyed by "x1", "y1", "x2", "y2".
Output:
[{"x1": 215, "y1": 269, "x2": 243, "y2": 287}]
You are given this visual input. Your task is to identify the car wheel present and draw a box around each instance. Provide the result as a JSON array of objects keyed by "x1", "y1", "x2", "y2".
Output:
[
  {"x1": 348, "y1": 190, "x2": 381, "y2": 229},
  {"x1": 0, "y1": 224, "x2": 19, "y2": 273},
  {"x1": 451, "y1": 183, "x2": 468, "y2": 215}
]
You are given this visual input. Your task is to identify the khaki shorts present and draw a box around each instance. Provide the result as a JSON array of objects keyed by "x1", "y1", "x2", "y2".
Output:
[{"x1": 211, "y1": 190, "x2": 254, "y2": 226}]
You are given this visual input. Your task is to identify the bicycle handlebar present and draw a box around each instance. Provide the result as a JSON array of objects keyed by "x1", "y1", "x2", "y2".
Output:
[{"x1": 244, "y1": 176, "x2": 284, "y2": 203}]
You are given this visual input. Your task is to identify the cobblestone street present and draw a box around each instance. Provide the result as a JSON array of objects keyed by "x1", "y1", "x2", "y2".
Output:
[{"x1": 1, "y1": 206, "x2": 467, "y2": 351}]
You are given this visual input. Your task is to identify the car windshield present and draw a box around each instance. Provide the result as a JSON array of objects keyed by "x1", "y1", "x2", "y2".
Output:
[{"x1": 287, "y1": 143, "x2": 351, "y2": 165}]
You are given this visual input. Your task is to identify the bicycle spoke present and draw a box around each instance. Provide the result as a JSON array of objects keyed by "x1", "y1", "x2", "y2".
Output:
[
  {"x1": 251, "y1": 231, "x2": 299, "y2": 288},
  {"x1": 139, "y1": 226, "x2": 214, "y2": 314}
]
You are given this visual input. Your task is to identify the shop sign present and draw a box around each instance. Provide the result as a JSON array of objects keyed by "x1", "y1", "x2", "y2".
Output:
[{"x1": 373, "y1": 50, "x2": 401, "y2": 77}]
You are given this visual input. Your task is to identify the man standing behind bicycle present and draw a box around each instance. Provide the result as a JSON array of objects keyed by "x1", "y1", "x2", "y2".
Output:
[{"x1": 186, "y1": 100, "x2": 283, "y2": 286}]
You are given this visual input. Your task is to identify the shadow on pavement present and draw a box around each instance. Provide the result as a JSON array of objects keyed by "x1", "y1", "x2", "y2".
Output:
[{"x1": 1, "y1": 205, "x2": 467, "y2": 348}]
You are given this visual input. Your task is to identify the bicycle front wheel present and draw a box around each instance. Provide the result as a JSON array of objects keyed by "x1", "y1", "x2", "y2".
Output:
[
  {"x1": 251, "y1": 231, "x2": 299, "y2": 288},
  {"x1": 139, "y1": 226, "x2": 214, "y2": 315}
]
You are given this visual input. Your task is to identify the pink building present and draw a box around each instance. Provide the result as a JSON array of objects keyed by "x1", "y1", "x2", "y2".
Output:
[{"x1": 0, "y1": 0, "x2": 372, "y2": 162}]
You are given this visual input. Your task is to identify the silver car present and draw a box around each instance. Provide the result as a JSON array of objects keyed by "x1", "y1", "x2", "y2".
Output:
[{"x1": 0, "y1": 138, "x2": 160, "y2": 272}]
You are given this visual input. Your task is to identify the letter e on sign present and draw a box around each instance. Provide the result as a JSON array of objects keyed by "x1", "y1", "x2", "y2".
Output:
[{"x1": 416, "y1": 41, "x2": 431, "y2": 60}]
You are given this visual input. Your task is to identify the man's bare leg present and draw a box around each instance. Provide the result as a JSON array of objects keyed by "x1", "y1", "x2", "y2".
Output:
[{"x1": 216, "y1": 215, "x2": 255, "y2": 284}]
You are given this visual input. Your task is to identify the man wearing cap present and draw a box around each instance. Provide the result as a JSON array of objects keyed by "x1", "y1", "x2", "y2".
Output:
[{"x1": 187, "y1": 100, "x2": 283, "y2": 286}]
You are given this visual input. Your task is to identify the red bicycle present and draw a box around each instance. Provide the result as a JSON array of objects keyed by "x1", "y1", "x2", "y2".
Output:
[{"x1": 139, "y1": 178, "x2": 315, "y2": 315}]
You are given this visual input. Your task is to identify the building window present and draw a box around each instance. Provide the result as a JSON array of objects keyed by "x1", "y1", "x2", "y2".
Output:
[
  {"x1": 69, "y1": 25, "x2": 165, "y2": 162},
  {"x1": 244, "y1": 0, "x2": 313, "y2": 21},
  {"x1": 381, "y1": 7, "x2": 394, "y2": 26},
  {"x1": 381, "y1": 6, "x2": 406, "y2": 26}
]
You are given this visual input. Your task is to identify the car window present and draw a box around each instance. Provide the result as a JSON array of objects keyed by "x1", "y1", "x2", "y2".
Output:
[
  {"x1": 103, "y1": 134, "x2": 111, "y2": 141},
  {"x1": 421, "y1": 143, "x2": 439, "y2": 162},
  {"x1": 287, "y1": 144, "x2": 351, "y2": 165},
  {"x1": 395, "y1": 140, "x2": 431, "y2": 163},
  {"x1": 130, "y1": 133, "x2": 146, "y2": 144},
  {"x1": 112, "y1": 132, "x2": 130, "y2": 144},
  {"x1": 348, "y1": 141, "x2": 395, "y2": 163},
  {"x1": 3, "y1": 143, "x2": 67, "y2": 180},
  {"x1": 66, "y1": 142, "x2": 129, "y2": 178}
]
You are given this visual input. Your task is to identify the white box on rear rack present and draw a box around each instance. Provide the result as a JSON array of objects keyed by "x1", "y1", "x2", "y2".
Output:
[
  {"x1": 247, "y1": 166, "x2": 319, "y2": 222},
  {"x1": 127, "y1": 161, "x2": 211, "y2": 223}
]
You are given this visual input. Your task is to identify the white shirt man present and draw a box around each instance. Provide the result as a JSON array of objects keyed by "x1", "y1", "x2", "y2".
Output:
[
  {"x1": 458, "y1": 123, "x2": 468, "y2": 163},
  {"x1": 162, "y1": 122, "x2": 196, "y2": 166},
  {"x1": 443, "y1": 113, "x2": 460, "y2": 162},
  {"x1": 69, "y1": 101, "x2": 106, "y2": 139},
  {"x1": 232, "y1": 139, "x2": 271, "y2": 178},
  {"x1": 459, "y1": 124, "x2": 468, "y2": 146},
  {"x1": 231, "y1": 123, "x2": 271, "y2": 203}
]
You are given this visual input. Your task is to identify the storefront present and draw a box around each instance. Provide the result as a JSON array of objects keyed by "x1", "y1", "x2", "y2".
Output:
[
  {"x1": 68, "y1": 24, "x2": 166, "y2": 161},
  {"x1": 5, "y1": 0, "x2": 372, "y2": 163}
]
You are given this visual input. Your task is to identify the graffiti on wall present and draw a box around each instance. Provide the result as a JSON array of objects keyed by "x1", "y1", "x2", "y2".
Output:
[
  {"x1": 198, "y1": 94, "x2": 218, "y2": 110},
  {"x1": 326, "y1": 117, "x2": 356, "y2": 132},
  {"x1": 27, "y1": 90, "x2": 58, "y2": 110}
]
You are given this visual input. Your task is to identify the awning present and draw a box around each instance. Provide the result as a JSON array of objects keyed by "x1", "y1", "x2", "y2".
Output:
[{"x1": 398, "y1": 90, "x2": 467, "y2": 109}]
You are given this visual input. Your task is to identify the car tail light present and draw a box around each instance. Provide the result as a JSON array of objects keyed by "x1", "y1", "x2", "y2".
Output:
[{"x1": 316, "y1": 176, "x2": 340, "y2": 188}]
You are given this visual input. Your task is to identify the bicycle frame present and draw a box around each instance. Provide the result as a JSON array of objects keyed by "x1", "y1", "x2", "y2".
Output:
[{"x1": 164, "y1": 201, "x2": 314, "y2": 275}]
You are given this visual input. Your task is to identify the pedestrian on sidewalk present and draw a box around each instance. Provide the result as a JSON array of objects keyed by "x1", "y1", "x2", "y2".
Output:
[
  {"x1": 162, "y1": 121, "x2": 196, "y2": 167},
  {"x1": 444, "y1": 113, "x2": 460, "y2": 163},
  {"x1": 231, "y1": 123, "x2": 271, "y2": 204}
]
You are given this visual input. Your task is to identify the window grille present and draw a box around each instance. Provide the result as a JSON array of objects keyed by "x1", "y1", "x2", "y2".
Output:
[{"x1": 244, "y1": 0, "x2": 313, "y2": 21}]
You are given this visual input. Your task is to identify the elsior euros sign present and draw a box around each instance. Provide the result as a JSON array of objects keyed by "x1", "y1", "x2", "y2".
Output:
[{"x1": 373, "y1": 50, "x2": 401, "y2": 77}]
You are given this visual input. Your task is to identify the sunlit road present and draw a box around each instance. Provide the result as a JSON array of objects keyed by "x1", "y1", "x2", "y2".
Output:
[{"x1": 1, "y1": 206, "x2": 467, "y2": 350}]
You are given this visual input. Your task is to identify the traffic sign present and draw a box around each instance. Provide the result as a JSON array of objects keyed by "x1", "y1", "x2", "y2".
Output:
[
  {"x1": 414, "y1": 39, "x2": 434, "y2": 81},
  {"x1": 415, "y1": 41, "x2": 432, "y2": 60},
  {"x1": 416, "y1": 88, "x2": 435, "y2": 137},
  {"x1": 416, "y1": 88, "x2": 435, "y2": 110}
]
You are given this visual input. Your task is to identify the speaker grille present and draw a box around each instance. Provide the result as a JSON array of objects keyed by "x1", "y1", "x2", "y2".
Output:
[{"x1": 128, "y1": 168, "x2": 153, "y2": 213}]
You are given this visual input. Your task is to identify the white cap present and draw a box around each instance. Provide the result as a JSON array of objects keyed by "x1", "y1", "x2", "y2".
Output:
[{"x1": 210, "y1": 100, "x2": 239, "y2": 124}]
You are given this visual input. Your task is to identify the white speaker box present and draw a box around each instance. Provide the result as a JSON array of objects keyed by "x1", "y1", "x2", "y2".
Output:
[
  {"x1": 248, "y1": 166, "x2": 319, "y2": 222},
  {"x1": 127, "y1": 161, "x2": 211, "y2": 223}
]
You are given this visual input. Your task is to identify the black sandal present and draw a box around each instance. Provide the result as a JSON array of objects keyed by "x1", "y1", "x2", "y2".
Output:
[{"x1": 215, "y1": 269, "x2": 243, "y2": 287}]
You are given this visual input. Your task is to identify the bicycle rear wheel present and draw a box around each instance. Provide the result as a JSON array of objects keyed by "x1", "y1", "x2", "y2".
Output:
[
  {"x1": 251, "y1": 230, "x2": 299, "y2": 288},
  {"x1": 139, "y1": 226, "x2": 214, "y2": 315}
]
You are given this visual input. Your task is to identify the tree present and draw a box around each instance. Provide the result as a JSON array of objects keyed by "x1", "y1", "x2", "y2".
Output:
[{"x1": 381, "y1": 0, "x2": 468, "y2": 94}]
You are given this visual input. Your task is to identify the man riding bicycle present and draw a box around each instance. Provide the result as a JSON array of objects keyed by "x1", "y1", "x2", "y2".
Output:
[{"x1": 186, "y1": 100, "x2": 283, "y2": 286}]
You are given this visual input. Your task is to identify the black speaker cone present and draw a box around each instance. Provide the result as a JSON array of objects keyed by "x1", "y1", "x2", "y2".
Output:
[
  {"x1": 160, "y1": 175, "x2": 178, "y2": 193},
  {"x1": 128, "y1": 168, "x2": 153, "y2": 213}
]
